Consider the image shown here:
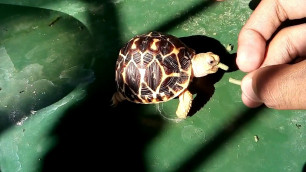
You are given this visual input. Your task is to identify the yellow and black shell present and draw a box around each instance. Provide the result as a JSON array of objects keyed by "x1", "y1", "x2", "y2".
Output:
[{"x1": 115, "y1": 31, "x2": 195, "y2": 104}]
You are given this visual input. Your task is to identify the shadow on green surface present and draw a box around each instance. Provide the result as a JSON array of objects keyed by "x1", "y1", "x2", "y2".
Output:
[{"x1": 249, "y1": 0, "x2": 261, "y2": 10}]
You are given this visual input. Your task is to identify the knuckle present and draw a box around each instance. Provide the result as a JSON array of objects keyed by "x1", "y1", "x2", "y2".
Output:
[{"x1": 275, "y1": 0, "x2": 288, "y2": 22}]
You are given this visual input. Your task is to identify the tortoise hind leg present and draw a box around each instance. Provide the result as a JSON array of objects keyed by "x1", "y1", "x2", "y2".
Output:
[
  {"x1": 111, "y1": 92, "x2": 126, "y2": 107},
  {"x1": 176, "y1": 90, "x2": 193, "y2": 119}
]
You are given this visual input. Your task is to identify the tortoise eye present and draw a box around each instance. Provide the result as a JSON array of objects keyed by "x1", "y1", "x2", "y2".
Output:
[{"x1": 206, "y1": 56, "x2": 215, "y2": 65}]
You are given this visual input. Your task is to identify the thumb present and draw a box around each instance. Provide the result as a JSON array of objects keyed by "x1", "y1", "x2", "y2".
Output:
[{"x1": 241, "y1": 60, "x2": 306, "y2": 109}]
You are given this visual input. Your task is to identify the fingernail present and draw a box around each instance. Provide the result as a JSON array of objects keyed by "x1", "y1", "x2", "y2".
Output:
[
  {"x1": 236, "y1": 49, "x2": 248, "y2": 71},
  {"x1": 241, "y1": 76, "x2": 263, "y2": 108}
]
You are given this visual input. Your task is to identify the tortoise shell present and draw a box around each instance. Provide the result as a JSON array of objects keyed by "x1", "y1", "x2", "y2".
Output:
[{"x1": 115, "y1": 31, "x2": 195, "y2": 104}]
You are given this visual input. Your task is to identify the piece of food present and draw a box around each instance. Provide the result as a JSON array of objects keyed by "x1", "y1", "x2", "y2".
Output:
[{"x1": 229, "y1": 77, "x2": 242, "y2": 85}]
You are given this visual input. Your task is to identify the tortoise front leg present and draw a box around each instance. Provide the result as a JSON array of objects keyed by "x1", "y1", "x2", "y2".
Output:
[{"x1": 176, "y1": 89, "x2": 193, "y2": 119}]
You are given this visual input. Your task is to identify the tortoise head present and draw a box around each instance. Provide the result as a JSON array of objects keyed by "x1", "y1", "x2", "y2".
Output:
[{"x1": 191, "y1": 52, "x2": 228, "y2": 77}]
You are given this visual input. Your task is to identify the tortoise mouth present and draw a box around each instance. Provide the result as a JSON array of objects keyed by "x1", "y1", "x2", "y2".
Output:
[{"x1": 210, "y1": 65, "x2": 219, "y2": 73}]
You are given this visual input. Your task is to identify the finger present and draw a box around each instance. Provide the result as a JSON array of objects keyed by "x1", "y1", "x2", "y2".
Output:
[
  {"x1": 241, "y1": 76, "x2": 262, "y2": 108},
  {"x1": 241, "y1": 60, "x2": 306, "y2": 109},
  {"x1": 261, "y1": 24, "x2": 306, "y2": 67},
  {"x1": 237, "y1": 0, "x2": 306, "y2": 72},
  {"x1": 237, "y1": 29, "x2": 267, "y2": 72}
]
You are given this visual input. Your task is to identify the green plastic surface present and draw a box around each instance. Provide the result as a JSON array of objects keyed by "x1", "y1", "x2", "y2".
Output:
[{"x1": 0, "y1": 0, "x2": 305, "y2": 172}]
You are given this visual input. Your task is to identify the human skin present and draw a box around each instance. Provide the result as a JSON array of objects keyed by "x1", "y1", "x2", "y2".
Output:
[{"x1": 236, "y1": 0, "x2": 306, "y2": 109}]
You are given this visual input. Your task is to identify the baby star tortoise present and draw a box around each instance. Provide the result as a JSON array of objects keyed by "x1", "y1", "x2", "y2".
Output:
[{"x1": 112, "y1": 31, "x2": 228, "y2": 119}]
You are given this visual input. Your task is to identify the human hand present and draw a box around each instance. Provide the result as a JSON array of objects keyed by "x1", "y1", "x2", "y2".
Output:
[{"x1": 236, "y1": 0, "x2": 306, "y2": 109}]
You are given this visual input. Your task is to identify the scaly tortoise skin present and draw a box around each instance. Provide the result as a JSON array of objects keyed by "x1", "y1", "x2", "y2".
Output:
[{"x1": 112, "y1": 31, "x2": 227, "y2": 119}]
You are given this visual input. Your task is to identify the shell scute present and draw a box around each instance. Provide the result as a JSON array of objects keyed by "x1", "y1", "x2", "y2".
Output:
[
  {"x1": 178, "y1": 48, "x2": 193, "y2": 70},
  {"x1": 125, "y1": 62, "x2": 140, "y2": 94},
  {"x1": 132, "y1": 52, "x2": 141, "y2": 64},
  {"x1": 162, "y1": 53, "x2": 180, "y2": 75},
  {"x1": 178, "y1": 72, "x2": 190, "y2": 84},
  {"x1": 145, "y1": 60, "x2": 162, "y2": 91},
  {"x1": 160, "y1": 39, "x2": 174, "y2": 55},
  {"x1": 143, "y1": 53, "x2": 154, "y2": 67},
  {"x1": 141, "y1": 84, "x2": 153, "y2": 96},
  {"x1": 159, "y1": 77, "x2": 178, "y2": 93},
  {"x1": 124, "y1": 53, "x2": 132, "y2": 64},
  {"x1": 150, "y1": 31, "x2": 162, "y2": 37}
]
